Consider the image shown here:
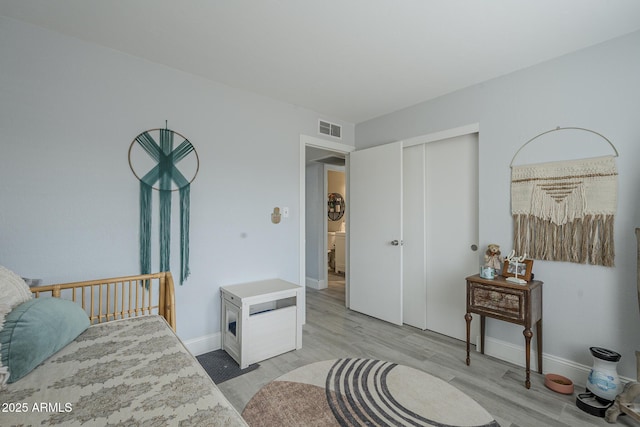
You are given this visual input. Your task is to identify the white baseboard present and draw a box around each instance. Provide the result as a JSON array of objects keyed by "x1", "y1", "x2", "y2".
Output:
[
  {"x1": 482, "y1": 336, "x2": 634, "y2": 387},
  {"x1": 306, "y1": 277, "x2": 327, "y2": 290},
  {"x1": 182, "y1": 332, "x2": 221, "y2": 356}
]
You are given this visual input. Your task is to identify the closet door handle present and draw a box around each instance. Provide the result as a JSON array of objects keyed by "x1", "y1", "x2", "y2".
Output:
[{"x1": 391, "y1": 240, "x2": 403, "y2": 246}]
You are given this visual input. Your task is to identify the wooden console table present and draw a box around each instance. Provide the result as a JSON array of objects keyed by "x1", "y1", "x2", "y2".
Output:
[{"x1": 465, "y1": 274, "x2": 543, "y2": 389}]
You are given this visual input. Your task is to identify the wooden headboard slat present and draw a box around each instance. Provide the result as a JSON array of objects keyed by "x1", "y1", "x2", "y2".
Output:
[{"x1": 30, "y1": 272, "x2": 176, "y2": 331}]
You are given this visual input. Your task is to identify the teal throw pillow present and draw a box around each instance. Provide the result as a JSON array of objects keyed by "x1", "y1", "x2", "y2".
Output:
[{"x1": 0, "y1": 297, "x2": 90, "y2": 383}]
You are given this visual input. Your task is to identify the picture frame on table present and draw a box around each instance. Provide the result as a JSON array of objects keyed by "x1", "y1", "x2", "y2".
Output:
[{"x1": 502, "y1": 259, "x2": 534, "y2": 282}]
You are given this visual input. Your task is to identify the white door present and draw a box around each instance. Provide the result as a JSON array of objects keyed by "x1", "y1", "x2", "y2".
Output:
[
  {"x1": 425, "y1": 134, "x2": 479, "y2": 341},
  {"x1": 349, "y1": 141, "x2": 403, "y2": 325},
  {"x1": 402, "y1": 144, "x2": 427, "y2": 329}
]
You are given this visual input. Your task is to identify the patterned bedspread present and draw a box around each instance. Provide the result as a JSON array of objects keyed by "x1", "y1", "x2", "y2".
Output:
[{"x1": 0, "y1": 316, "x2": 248, "y2": 426}]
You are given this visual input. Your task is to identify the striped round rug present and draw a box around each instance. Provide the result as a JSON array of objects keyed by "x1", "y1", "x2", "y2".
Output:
[{"x1": 242, "y1": 358, "x2": 499, "y2": 426}]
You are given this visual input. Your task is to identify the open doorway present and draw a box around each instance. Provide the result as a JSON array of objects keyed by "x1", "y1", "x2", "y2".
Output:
[
  {"x1": 301, "y1": 135, "x2": 354, "y2": 307},
  {"x1": 326, "y1": 168, "x2": 346, "y2": 298}
]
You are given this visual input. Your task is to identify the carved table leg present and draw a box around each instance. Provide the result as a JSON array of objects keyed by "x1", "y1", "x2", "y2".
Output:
[
  {"x1": 523, "y1": 327, "x2": 533, "y2": 389},
  {"x1": 465, "y1": 312, "x2": 472, "y2": 366},
  {"x1": 536, "y1": 319, "x2": 543, "y2": 373},
  {"x1": 480, "y1": 315, "x2": 486, "y2": 354}
]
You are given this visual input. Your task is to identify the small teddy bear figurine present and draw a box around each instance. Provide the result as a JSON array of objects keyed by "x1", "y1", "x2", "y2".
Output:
[{"x1": 484, "y1": 244, "x2": 503, "y2": 271}]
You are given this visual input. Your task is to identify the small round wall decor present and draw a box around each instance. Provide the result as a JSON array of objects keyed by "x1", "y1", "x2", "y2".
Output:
[{"x1": 328, "y1": 192, "x2": 345, "y2": 221}]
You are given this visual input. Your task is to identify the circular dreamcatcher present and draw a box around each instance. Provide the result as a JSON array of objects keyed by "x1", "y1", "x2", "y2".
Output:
[
  {"x1": 128, "y1": 125, "x2": 199, "y2": 285},
  {"x1": 128, "y1": 127, "x2": 199, "y2": 191}
]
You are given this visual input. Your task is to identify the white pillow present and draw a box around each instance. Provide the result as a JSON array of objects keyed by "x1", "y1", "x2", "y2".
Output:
[
  {"x1": 0, "y1": 304, "x2": 8, "y2": 386},
  {"x1": 0, "y1": 266, "x2": 33, "y2": 387},
  {"x1": 0, "y1": 266, "x2": 32, "y2": 309}
]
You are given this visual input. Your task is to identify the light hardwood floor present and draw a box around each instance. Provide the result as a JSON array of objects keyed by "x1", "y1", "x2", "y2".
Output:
[{"x1": 218, "y1": 284, "x2": 633, "y2": 426}]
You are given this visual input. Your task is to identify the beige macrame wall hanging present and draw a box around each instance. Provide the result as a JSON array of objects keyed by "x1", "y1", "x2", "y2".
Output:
[{"x1": 510, "y1": 127, "x2": 619, "y2": 267}]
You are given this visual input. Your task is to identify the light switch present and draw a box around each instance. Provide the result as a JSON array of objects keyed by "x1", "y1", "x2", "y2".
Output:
[{"x1": 282, "y1": 207, "x2": 289, "y2": 218}]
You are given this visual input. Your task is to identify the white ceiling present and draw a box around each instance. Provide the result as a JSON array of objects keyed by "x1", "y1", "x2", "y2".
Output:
[{"x1": 2, "y1": 0, "x2": 640, "y2": 124}]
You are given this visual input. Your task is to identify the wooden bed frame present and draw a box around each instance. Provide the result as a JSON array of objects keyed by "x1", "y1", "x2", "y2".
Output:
[
  {"x1": 5, "y1": 272, "x2": 248, "y2": 426},
  {"x1": 30, "y1": 271, "x2": 176, "y2": 331}
]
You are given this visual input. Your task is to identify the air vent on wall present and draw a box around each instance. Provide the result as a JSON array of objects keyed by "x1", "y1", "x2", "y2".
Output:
[{"x1": 319, "y1": 120, "x2": 341, "y2": 139}]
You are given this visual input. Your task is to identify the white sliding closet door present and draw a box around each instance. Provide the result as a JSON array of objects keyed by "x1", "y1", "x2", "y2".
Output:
[
  {"x1": 403, "y1": 133, "x2": 479, "y2": 341},
  {"x1": 402, "y1": 144, "x2": 427, "y2": 329},
  {"x1": 349, "y1": 133, "x2": 478, "y2": 339},
  {"x1": 425, "y1": 134, "x2": 479, "y2": 341}
]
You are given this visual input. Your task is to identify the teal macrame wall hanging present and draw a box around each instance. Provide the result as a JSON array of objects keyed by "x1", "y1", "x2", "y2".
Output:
[{"x1": 128, "y1": 125, "x2": 199, "y2": 284}]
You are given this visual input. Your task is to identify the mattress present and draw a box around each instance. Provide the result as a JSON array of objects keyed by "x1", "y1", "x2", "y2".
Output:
[{"x1": 0, "y1": 315, "x2": 247, "y2": 426}]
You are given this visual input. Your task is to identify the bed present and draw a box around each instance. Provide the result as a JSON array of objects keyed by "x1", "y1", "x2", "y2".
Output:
[{"x1": 0, "y1": 270, "x2": 248, "y2": 426}]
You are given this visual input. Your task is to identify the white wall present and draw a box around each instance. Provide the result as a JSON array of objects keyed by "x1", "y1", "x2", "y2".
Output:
[
  {"x1": 305, "y1": 163, "x2": 324, "y2": 286},
  {"x1": 356, "y1": 31, "x2": 640, "y2": 378},
  {"x1": 0, "y1": 17, "x2": 354, "y2": 349}
]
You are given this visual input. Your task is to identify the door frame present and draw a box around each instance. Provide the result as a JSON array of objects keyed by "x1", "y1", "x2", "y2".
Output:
[
  {"x1": 401, "y1": 123, "x2": 479, "y2": 148},
  {"x1": 298, "y1": 124, "x2": 478, "y2": 317},
  {"x1": 299, "y1": 134, "x2": 355, "y2": 306}
]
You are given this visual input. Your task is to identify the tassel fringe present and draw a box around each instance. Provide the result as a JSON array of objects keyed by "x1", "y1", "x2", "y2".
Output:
[
  {"x1": 180, "y1": 185, "x2": 190, "y2": 285},
  {"x1": 513, "y1": 214, "x2": 615, "y2": 267},
  {"x1": 140, "y1": 182, "x2": 152, "y2": 275},
  {"x1": 159, "y1": 189, "x2": 171, "y2": 272}
]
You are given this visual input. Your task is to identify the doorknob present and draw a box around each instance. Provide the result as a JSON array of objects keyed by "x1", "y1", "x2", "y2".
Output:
[{"x1": 391, "y1": 240, "x2": 403, "y2": 246}]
